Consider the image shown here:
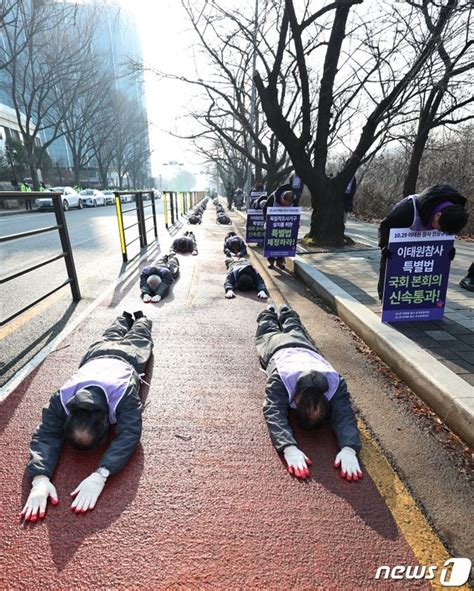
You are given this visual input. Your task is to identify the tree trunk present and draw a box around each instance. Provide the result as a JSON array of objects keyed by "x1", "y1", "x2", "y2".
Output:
[
  {"x1": 25, "y1": 141, "x2": 40, "y2": 190},
  {"x1": 307, "y1": 178, "x2": 345, "y2": 245},
  {"x1": 73, "y1": 153, "x2": 81, "y2": 187}
]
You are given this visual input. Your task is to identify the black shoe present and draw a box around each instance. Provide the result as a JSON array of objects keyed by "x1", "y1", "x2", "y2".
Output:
[
  {"x1": 266, "y1": 303, "x2": 276, "y2": 313},
  {"x1": 268, "y1": 263, "x2": 275, "y2": 269},
  {"x1": 278, "y1": 304, "x2": 290, "y2": 315},
  {"x1": 460, "y1": 276, "x2": 474, "y2": 292},
  {"x1": 133, "y1": 310, "x2": 145, "y2": 320},
  {"x1": 123, "y1": 311, "x2": 134, "y2": 329},
  {"x1": 276, "y1": 258, "x2": 286, "y2": 269}
]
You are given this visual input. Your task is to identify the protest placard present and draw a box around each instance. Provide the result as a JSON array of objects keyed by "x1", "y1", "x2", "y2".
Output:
[
  {"x1": 263, "y1": 207, "x2": 301, "y2": 258},
  {"x1": 382, "y1": 229, "x2": 454, "y2": 323}
]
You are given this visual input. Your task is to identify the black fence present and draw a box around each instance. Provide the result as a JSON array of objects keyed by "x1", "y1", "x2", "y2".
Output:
[
  {"x1": 114, "y1": 190, "x2": 158, "y2": 263},
  {"x1": 0, "y1": 193, "x2": 81, "y2": 326}
]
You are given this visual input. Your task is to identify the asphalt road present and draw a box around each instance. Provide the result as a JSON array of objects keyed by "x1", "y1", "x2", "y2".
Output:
[{"x1": 0, "y1": 201, "x2": 164, "y2": 387}]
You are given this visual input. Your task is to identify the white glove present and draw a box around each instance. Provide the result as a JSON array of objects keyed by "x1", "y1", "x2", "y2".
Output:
[
  {"x1": 21, "y1": 475, "x2": 58, "y2": 522},
  {"x1": 143, "y1": 293, "x2": 151, "y2": 303},
  {"x1": 191, "y1": 250, "x2": 198, "y2": 256},
  {"x1": 225, "y1": 290, "x2": 236, "y2": 299},
  {"x1": 70, "y1": 472, "x2": 107, "y2": 513},
  {"x1": 283, "y1": 445, "x2": 312, "y2": 479},
  {"x1": 334, "y1": 446, "x2": 363, "y2": 481},
  {"x1": 257, "y1": 290, "x2": 268, "y2": 299},
  {"x1": 151, "y1": 294, "x2": 161, "y2": 303}
]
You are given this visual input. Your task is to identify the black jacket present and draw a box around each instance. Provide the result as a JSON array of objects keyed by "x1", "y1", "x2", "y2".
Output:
[
  {"x1": 171, "y1": 233, "x2": 198, "y2": 253},
  {"x1": 140, "y1": 259, "x2": 179, "y2": 298},
  {"x1": 378, "y1": 185, "x2": 466, "y2": 249},
  {"x1": 27, "y1": 368, "x2": 142, "y2": 479},
  {"x1": 263, "y1": 361, "x2": 360, "y2": 453},
  {"x1": 223, "y1": 234, "x2": 247, "y2": 258},
  {"x1": 224, "y1": 259, "x2": 268, "y2": 294},
  {"x1": 258, "y1": 330, "x2": 360, "y2": 453}
]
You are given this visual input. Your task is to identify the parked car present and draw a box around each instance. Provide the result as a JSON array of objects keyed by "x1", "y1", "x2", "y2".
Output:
[
  {"x1": 120, "y1": 193, "x2": 134, "y2": 203},
  {"x1": 102, "y1": 190, "x2": 115, "y2": 205},
  {"x1": 35, "y1": 186, "x2": 83, "y2": 211},
  {"x1": 79, "y1": 189, "x2": 106, "y2": 207}
]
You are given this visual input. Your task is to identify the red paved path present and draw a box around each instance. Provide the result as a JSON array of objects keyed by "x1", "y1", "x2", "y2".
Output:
[{"x1": 1, "y1": 209, "x2": 428, "y2": 589}]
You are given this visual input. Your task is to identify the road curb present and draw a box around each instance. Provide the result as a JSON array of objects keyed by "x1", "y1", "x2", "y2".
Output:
[{"x1": 294, "y1": 256, "x2": 474, "y2": 448}]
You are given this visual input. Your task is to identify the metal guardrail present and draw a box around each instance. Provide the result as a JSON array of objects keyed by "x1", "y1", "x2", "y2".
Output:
[
  {"x1": 0, "y1": 193, "x2": 81, "y2": 326},
  {"x1": 162, "y1": 191, "x2": 206, "y2": 229},
  {"x1": 114, "y1": 190, "x2": 158, "y2": 263}
]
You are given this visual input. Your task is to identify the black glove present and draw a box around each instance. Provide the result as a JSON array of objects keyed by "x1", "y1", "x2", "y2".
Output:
[
  {"x1": 381, "y1": 246, "x2": 394, "y2": 259},
  {"x1": 449, "y1": 247, "x2": 456, "y2": 261}
]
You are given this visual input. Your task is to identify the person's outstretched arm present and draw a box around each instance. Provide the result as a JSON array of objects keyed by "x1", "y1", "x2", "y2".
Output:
[
  {"x1": 155, "y1": 269, "x2": 174, "y2": 299},
  {"x1": 70, "y1": 383, "x2": 143, "y2": 514},
  {"x1": 330, "y1": 378, "x2": 363, "y2": 482},
  {"x1": 224, "y1": 270, "x2": 236, "y2": 297},
  {"x1": 21, "y1": 393, "x2": 65, "y2": 521},
  {"x1": 263, "y1": 371, "x2": 311, "y2": 479}
]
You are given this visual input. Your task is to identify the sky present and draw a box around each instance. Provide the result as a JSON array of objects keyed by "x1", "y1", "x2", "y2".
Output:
[{"x1": 118, "y1": 0, "x2": 211, "y2": 184}]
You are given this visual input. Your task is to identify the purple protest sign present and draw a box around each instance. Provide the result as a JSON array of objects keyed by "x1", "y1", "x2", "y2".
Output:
[
  {"x1": 381, "y1": 229, "x2": 454, "y2": 323},
  {"x1": 246, "y1": 209, "x2": 265, "y2": 244},
  {"x1": 263, "y1": 207, "x2": 301, "y2": 258}
]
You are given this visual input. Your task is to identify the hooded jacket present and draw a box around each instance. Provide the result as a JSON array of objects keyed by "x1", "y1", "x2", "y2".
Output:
[{"x1": 378, "y1": 184, "x2": 466, "y2": 249}]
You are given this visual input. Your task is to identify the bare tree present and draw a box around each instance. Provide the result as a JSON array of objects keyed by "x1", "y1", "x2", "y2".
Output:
[
  {"x1": 253, "y1": 0, "x2": 459, "y2": 244},
  {"x1": 0, "y1": 1, "x2": 99, "y2": 189},
  {"x1": 53, "y1": 56, "x2": 112, "y2": 187},
  {"x1": 402, "y1": 1, "x2": 474, "y2": 195}
]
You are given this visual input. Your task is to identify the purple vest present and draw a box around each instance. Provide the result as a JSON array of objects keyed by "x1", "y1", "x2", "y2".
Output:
[
  {"x1": 400, "y1": 194, "x2": 429, "y2": 232},
  {"x1": 273, "y1": 348, "x2": 340, "y2": 408},
  {"x1": 59, "y1": 357, "x2": 135, "y2": 424}
]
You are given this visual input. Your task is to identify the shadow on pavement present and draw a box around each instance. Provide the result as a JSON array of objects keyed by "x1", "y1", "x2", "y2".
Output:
[{"x1": 290, "y1": 418, "x2": 399, "y2": 541}]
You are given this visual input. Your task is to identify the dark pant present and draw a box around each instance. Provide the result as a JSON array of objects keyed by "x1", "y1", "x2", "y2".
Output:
[
  {"x1": 25, "y1": 198, "x2": 33, "y2": 211},
  {"x1": 81, "y1": 315, "x2": 153, "y2": 374},
  {"x1": 267, "y1": 256, "x2": 285, "y2": 268},
  {"x1": 377, "y1": 252, "x2": 388, "y2": 300},
  {"x1": 255, "y1": 309, "x2": 315, "y2": 368},
  {"x1": 160, "y1": 254, "x2": 179, "y2": 280}
]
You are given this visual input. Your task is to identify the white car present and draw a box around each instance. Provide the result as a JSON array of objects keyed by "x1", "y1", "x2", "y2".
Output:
[
  {"x1": 79, "y1": 189, "x2": 106, "y2": 207},
  {"x1": 102, "y1": 190, "x2": 115, "y2": 205},
  {"x1": 35, "y1": 186, "x2": 83, "y2": 211}
]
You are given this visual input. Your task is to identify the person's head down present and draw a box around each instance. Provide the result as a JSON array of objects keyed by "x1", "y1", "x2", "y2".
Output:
[
  {"x1": 236, "y1": 271, "x2": 255, "y2": 292},
  {"x1": 147, "y1": 274, "x2": 162, "y2": 291},
  {"x1": 278, "y1": 190, "x2": 295, "y2": 206},
  {"x1": 294, "y1": 371, "x2": 330, "y2": 430},
  {"x1": 420, "y1": 184, "x2": 468, "y2": 234},
  {"x1": 177, "y1": 237, "x2": 192, "y2": 252},
  {"x1": 229, "y1": 237, "x2": 242, "y2": 254},
  {"x1": 64, "y1": 410, "x2": 109, "y2": 451}
]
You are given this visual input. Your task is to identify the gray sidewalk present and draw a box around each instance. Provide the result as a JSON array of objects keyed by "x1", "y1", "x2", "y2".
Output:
[{"x1": 298, "y1": 245, "x2": 474, "y2": 386}]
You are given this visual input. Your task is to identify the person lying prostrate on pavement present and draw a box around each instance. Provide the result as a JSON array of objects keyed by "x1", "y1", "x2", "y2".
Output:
[
  {"x1": 170, "y1": 231, "x2": 198, "y2": 255},
  {"x1": 223, "y1": 231, "x2": 248, "y2": 258},
  {"x1": 140, "y1": 254, "x2": 180, "y2": 303},
  {"x1": 20, "y1": 311, "x2": 153, "y2": 522},
  {"x1": 255, "y1": 304, "x2": 362, "y2": 481},
  {"x1": 224, "y1": 258, "x2": 268, "y2": 300}
]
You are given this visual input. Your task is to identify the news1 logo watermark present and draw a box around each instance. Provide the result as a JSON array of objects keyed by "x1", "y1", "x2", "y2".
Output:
[{"x1": 375, "y1": 558, "x2": 472, "y2": 586}]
